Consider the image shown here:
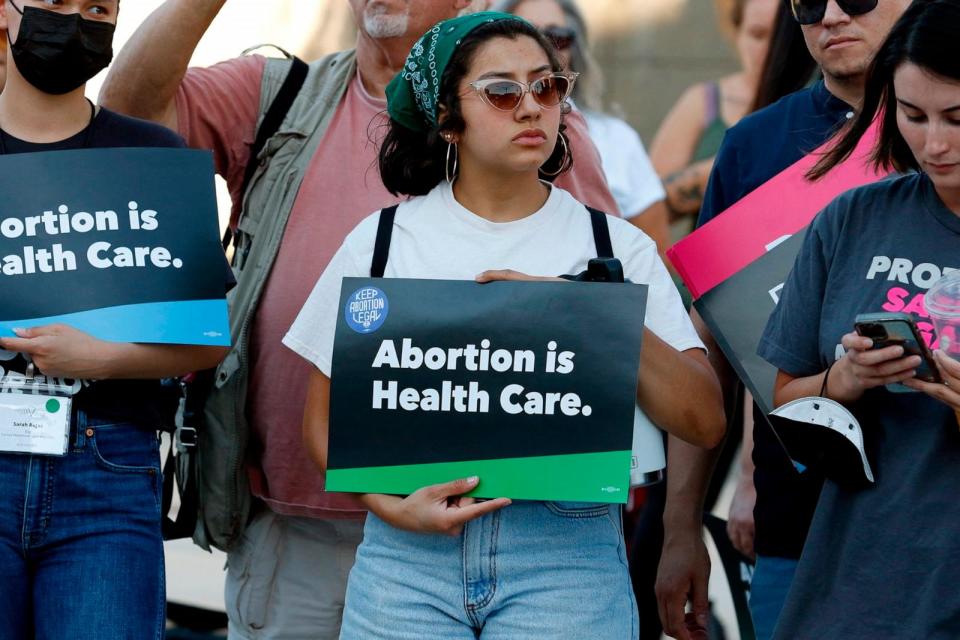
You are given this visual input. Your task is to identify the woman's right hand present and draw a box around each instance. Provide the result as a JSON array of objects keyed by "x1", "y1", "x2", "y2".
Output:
[
  {"x1": 360, "y1": 477, "x2": 511, "y2": 536},
  {"x1": 830, "y1": 332, "x2": 922, "y2": 403}
]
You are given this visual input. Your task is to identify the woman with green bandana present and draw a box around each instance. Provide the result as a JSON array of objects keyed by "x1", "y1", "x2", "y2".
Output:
[{"x1": 284, "y1": 12, "x2": 724, "y2": 638}]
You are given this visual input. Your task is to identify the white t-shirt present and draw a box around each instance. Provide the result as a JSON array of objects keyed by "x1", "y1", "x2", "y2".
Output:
[
  {"x1": 582, "y1": 109, "x2": 666, "y2": 220},
  {"x1": 284, "y1": 182, "x2": 700, "y2": 373},
  {"x1": 283, "y1": 183, "x2": 703, "y2": 481}
]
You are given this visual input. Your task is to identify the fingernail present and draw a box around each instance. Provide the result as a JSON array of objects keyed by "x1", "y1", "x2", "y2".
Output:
[
  {"x1": 697, "y1": 613, "x2": 708, "y2": 626},
  {"x1": 467, "y1": 476, "x2": 479, "y2": 484},
  {"x1": 12, "y1": 328, "x2": 26, "y2": 336}
]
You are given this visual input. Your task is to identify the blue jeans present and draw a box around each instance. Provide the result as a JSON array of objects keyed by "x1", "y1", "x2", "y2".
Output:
[
  {"x1": 341, "y1": 501, "x2": 638, "y2": 639},
  {"x1": 0, "y1": 413, "x2": 165, "y2": 640},
  {"x1": 749, "y1": 555, "x2": 798, "y2": 640}
]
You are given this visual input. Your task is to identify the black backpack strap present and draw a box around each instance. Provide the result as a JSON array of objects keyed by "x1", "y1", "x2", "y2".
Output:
[
  {"x1": 370, "y1": 205, "x2": 398, "y2": 278},
  {"x1": 586, "y1": 206, "x2": 614, "y2": 259},
  {"x1": 223, "y1": 56, "x2": 310, "y2": 251}
]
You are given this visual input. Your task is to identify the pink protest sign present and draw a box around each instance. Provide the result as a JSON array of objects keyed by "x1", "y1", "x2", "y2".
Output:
[{"x1": 667, "y1": 122, "x2": 888, "y2": 300}]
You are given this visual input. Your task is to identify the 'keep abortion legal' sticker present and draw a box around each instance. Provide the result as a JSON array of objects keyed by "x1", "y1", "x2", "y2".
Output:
[{"x1": 345, "y1": 286, "x2": 389, "y2": 334}]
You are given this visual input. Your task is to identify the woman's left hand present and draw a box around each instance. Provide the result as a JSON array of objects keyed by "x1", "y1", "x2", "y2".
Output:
[
  {"x1": 0, "y1": 325, "x2": 115, "y2": 379},
  {"x1": 475, "y1": 269, "x2": 564, "y2": 283},
  {"x1": 902, "y1": 350, "x2": 960, "y2": 411}
]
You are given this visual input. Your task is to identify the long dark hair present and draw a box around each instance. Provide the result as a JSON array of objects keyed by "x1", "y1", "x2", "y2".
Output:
[
  {"x1": 809, "y1": 0, "x2": 959, "y2": 180},
  {"x1": 751, "y1": 0, "x2": 817, "y2": 112},
  {"x1": 379, "y1": 19, "x2": 571, "y2": 197}
]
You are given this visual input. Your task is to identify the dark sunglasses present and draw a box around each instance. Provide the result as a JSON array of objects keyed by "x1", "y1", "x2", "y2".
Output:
[
  {"x1": 788, "y1": 0, "x2": 879, "y2": 25},
  {"x1": 541, "y1": 26, "x2": 576, "y2": 51},
  {"x1": 467, "y1": 72, "x2": 579, "y2": 112}
]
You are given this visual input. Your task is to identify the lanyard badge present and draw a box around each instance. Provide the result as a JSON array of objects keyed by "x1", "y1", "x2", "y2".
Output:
[{"x1": 0, "y1": 363, "x2": 73, "y2": 456}]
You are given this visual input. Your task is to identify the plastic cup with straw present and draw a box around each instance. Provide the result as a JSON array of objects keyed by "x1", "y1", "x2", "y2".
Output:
[{"x1": 925, "y1": 271, "x2": 960, "y2": 427}]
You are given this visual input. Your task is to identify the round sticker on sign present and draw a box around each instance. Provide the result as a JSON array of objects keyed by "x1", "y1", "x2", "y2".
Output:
[{"x1": 345, "y1": 286, "x2": 389, "y2": 334}]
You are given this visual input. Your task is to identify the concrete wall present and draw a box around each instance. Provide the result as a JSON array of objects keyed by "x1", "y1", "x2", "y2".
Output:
[{"x1": 584, "y1": 0, "x2": 741, "y2": 142}]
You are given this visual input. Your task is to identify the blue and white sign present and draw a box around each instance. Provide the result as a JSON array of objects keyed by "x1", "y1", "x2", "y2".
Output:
[
  {"x1": 344, "y1": 285, "x2": 389, "y2": 334},
  {"x1": 0, "y1": 148, "x2": 231, "y2": 346}
]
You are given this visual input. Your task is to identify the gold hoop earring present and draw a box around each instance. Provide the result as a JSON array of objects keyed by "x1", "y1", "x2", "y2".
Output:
[
  {"x1": 446, "y1": 140, "x2": 459, "y2": 185},
  {"x1": 540, "y1": 133, "x2": 570, "y2": 177}
]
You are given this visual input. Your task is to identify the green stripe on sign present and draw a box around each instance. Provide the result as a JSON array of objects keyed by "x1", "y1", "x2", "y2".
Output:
[{"x1": 326, "y1": 450, "x2": 632, "y2": 504}]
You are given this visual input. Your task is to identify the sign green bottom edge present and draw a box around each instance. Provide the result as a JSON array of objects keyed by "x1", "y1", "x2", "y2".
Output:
[{"x1": 327, "y1": 450, "x2": 632, "y2": 504}]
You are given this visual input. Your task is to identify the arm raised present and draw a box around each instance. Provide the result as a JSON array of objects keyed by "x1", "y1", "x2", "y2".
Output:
[{"x1": 99, "y1": 0, "x2": 227, "y2": 130}]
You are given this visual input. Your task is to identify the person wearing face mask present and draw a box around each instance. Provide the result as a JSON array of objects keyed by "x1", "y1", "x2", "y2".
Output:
[{"x1": 0, "y1": 1, "x2": 229, "y2": 638}]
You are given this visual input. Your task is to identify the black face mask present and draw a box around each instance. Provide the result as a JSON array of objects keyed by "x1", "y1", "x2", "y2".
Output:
[{"x1": 6, "y1": 0, "x2": 115, "y2": 95}]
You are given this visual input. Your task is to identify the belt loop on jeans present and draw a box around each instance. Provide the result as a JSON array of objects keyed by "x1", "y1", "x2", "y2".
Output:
[{"x1": 72, "y1": 408, "x2": 87, "y2": 449}]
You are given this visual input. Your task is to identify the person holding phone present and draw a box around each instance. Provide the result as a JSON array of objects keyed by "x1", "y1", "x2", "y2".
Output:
[
  {"x1": 758, "y1": 1, "x2": 960, "y2": 636},
  {"x1": 0, "y1": 1, "x2": 229, "y2": 638},
  {"x1": 284, "y1": 13, "x2": 725, "y2": 638}
]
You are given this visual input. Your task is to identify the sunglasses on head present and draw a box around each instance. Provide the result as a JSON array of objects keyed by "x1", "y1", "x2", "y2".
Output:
[
  {"x1": 541, "y1": 26, "x2": 576, "y2": 51},
  {"x1": 467, "y1": 72, "x2": 579, "y2": 112},
  {"x1": 788, "y1": 0, "x2": 879, "y2": 25}
]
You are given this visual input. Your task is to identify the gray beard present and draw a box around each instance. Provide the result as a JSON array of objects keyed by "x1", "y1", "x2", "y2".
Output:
[{"x1": 364, "y1": 7, "x2": 410, "y2": 39}]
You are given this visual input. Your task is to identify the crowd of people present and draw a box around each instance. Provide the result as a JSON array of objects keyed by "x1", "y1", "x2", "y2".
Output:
[{"x1": 1, "y1": 0, "x2": 959, "y2": 639}]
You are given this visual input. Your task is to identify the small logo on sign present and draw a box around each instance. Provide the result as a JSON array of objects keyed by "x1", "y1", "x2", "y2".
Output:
[{"x1": 345, "y1": 286, "x2": 389, "y2": 334}]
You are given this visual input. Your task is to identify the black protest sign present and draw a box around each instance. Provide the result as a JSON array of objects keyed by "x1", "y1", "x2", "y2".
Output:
[
  {"x1": 0, "y1": 148, "x2": 229, "y2": 345},
  {"x1": 694, "y1": 231, "x2": 808, "y2": 415},
  {"x1": 327, "y1": 277, "x2": 648, "y2": 503}
]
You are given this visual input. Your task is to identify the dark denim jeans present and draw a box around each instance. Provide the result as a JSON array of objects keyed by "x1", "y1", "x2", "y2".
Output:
[
  {"x1": 0, "y1": 412, "x2": 165, "y2": 640},
  {"x1": 750, "y1": 555, "x2": 799, "y2": 640}
]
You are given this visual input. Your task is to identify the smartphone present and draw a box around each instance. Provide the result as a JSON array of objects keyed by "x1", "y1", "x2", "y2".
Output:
[{"x1": 854, "y1": 312, "x2": 942, "y2": 387}]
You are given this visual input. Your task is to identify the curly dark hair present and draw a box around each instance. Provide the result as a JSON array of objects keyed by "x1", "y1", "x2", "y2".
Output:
[{"x1": 378, "y1": 18, "x2": 572, "y2": 197}]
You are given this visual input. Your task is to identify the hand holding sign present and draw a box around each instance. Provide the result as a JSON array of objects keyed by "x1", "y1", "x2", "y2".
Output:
[
  {"x1": 0, "y1": 148, "x2": 231, "y2": 347},
  {"x1": 474, "y1": 269, "x2": 565, "y2": 283},
  {"x1": 0, "y1": 324, "x2": 114, "y2": 379},
  {"x1": 362, "y1": 476, "x2": 512, "y2": 537}
]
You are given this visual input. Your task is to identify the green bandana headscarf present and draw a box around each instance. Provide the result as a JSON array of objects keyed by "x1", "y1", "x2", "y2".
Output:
[{"x1": 386, "y1": 11, "x2": 529, "y2": 133}]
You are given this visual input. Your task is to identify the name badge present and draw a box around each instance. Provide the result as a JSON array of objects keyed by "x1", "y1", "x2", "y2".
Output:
[{"x1": 0, "y1": 393, "x2": 71, "y2": 456}]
